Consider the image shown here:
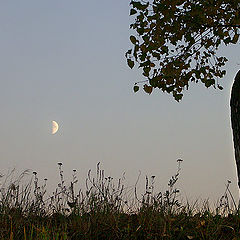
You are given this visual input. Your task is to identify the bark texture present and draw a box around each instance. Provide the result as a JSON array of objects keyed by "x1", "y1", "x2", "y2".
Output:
[{"x1": 230, "y1": 70, "x2": 240, "y2": 188}]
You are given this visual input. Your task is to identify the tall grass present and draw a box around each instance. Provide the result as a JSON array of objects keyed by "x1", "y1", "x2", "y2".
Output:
[{"x1": 0, "y1": 160, "x2": 239, "y2": 240}]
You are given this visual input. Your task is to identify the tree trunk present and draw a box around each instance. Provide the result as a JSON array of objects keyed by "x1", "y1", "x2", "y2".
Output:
[{"x1": 230, "y1": 70, "x2": 240, "y2": 188}]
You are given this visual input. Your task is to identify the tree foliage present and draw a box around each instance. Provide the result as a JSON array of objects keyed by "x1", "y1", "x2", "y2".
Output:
[{"x1": 126, "y1": 0, "x2": 240, "y2": 101}]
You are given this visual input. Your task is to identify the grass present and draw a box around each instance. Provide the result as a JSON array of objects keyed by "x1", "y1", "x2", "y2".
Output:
[{"x1": 0, "y1": 160, "x2": 239, "y2": 240}]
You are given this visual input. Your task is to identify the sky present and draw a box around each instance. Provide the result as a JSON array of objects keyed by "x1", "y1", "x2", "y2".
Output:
[{"x1": 0, "y1": 0, "x2": 239, "y2": 205}]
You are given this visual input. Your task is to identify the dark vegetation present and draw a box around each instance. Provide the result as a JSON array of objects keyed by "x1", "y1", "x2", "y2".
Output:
[
  {"x1": 126, "y1": 0, "x2": 240, "y2": 195},
  {"x1": 127, "y1": 0, "x2": 240, "y2": 100},
  {"x1": 1, "y1": 1, "x2": 239, "y2": 239},
  {"x1": 0, "y1": 161, "x2": 239, "y2": 240}
]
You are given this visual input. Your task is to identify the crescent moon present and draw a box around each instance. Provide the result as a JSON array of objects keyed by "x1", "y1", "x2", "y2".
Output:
[{"x1": 52, "y1": 121, "x2": 59, "y2": 134}]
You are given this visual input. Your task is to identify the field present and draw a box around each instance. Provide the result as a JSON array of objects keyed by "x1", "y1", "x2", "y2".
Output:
[{"x1": 0, "y1": 161, "x2": 239, "y2": 240}]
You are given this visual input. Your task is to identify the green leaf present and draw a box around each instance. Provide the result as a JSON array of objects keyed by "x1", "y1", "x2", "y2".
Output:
[
  {"x1": 131, "y1": 1, "x2": 148, "y2": 10},
  {"x1": 195, "y1": 70, "x2": 201, "y2": 79},
  {"x1": 125, "y1": 49, "x2": 132, "y2": 58},
  {"x1": 130, "y1": 35, "x2": 137, "y2": 44},
  {"x1": 173, "y1": 92, "x2": 183, "y2": 102},
  {"x1": 127, "y1": 59, "x2": 134, "y2": 69},
  {"x1": 137, "y1": 27, "x2": 144, "y2": 35},
  {"x1": 130, "y1": 9, "x2": 137, "y2": 15},
  {"x1": 161, "y1": 46, "x2": 168, "y2": 53},
  {"x1": 149, "y1": 78, "x2": 158, "y2": 88},
  {"x1": 166, "y1": 86, "x2": 174, "y2": 93},
  {"x1": 133, "y1": 85, "x2": 139, "y2": 92},
  {"x1": 143, "y1": 66, "x2": 150, "y2": 77},
  {"x1": 223, "y1": 37, "x2": 231, "y2": 45},
  {"x1": 232, "y1": 33, "x2": 239, "y2": 44},
  {"x1": 131, "y1": 1, "x2": 141, "y2": 9},
  {"x1": 143, "y1": 84, "x2": 153, "y2": 94},
  {"x1": 205, "y1": 79, "x2": 215, "y2": 88}
]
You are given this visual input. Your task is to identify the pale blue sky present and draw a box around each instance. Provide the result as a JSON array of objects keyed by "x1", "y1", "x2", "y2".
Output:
[{"x1": 0, "y1": 0, "x2": 239, "y2": 202}]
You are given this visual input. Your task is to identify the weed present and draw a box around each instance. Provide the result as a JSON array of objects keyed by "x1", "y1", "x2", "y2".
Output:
[{"x1": 0, "y1": 159, "x2": 239, "y2": 239}]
